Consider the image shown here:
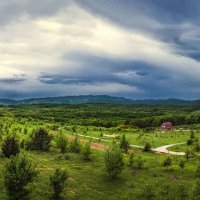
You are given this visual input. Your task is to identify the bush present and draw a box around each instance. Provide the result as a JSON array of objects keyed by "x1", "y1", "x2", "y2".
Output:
[
  {"x1": 179, "y1": 160, "x2": 185, "y2": 173},
  {"x1": 55, "y1": 134, "x2": 68, "y2": 153},
  {"x1": 104, "y1": 145, "x2": 124, "y2": 179},
  {"x1": 2, "y1": 136, "x2": 20, "y2": 158},
  {"x1": 162, "y1": 157, "x2": 172, "y2": 170},
  {"x1": 185, "y1": 150, "x2": 194, "y2": 162},
  {"x1": 128, "y1": 152, "x2": 134, "y2": 168},
  {"x1": 120, "y1": 134, "x2": 129, "y2": 153},
  {"x1": 81, "y1": 142, "x2": 92, "y2": 161},
  {"x1": 4, "y1": 154, "x2": 38, "y2": 200},
  {"x1": 187, "y1": 139, "x2": 193, "y2": 145},
  {"x1": 27, "y1": 128, "x2": 52, "y2": 151},
  {"x1": 50, "y1": 168, "x2": 68, "y2": 200},
  {"x1": 143, "y1": 143, "x2": 151, "y2": 152},
  {"x1": 69, "y1": 136, "x2": 80, "y2": 153},
  {"x1": 190, "y1": 131, "x2": 195, "y2": 139}
]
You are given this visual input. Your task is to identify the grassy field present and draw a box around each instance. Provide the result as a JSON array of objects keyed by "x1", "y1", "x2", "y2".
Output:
[
  {"x1": 0, "y1": 104, "x2": 200, "y2": 199},
  {"x1": 0, "y1": 148, "x2": 199, "y2": 200},
  {"x1": 73, "y1": 128, "x2": 192, "y2": 148}
]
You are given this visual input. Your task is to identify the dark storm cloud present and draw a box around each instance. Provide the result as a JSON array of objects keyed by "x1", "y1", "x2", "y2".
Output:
[
  {"x1": 77, "y1": 0, "x2": 200, "y2": 61},
  {"x1": 0, "y1": 75, "x2": 26, "y2": 83},
  {"x1": 39, "y1": 74, "x2": 92, "y2": 85},
  {"x1": 1, "y1": 0, "x2": 200, "y2": 99}
]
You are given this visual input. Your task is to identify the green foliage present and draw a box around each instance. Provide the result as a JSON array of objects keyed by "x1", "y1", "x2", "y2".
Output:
[
  {"x1": 190, "y1": 131, "x2": 195, "y2": 139},
  {"x1": 162, "y1": 157, "x2": 172, "y2": 170},
  {"x1": 120, "y1": 134, "x2": 129, "y2": 153},
  {"x1": 187, "y1": 139, "x2": 193, "y2": 145},
  {"x1": 143, "y1": 142, "x2": 151, "y2": 152},
  {"x1": 81, "y1": 142, "x2": 92, "y2": 161},
  {"x1": 50, "y1": 168, "x2": 68, "y2": 200},
  {"x1": 128, "y1": 152, "x2": 134, "y2": 168},
  {"x1": 69, "y1": 136, "x2": 81, "y2": 153},
  {"x1": 27, "y1": 128, "x2": 52, "y2": 151},
  {"x1": 2, "y1": 136, "x2": 20, "y2": 158},
  {"x1": 193, "y1": 179, "x2": 200, "y2": 200},
  {"x1": 4, "y1": 154, "x2": 38, "y2": 200},
  {"x1": 55, "y1": 134, "x2": 68, "y2": 153},
  {"x1": 179, "y1": 160, "x2": 186, "y2": 173},
  {"x1": 185, "y1": 150, "x2": 194, "y2": 162},
  {"x1": 104, "y1": 145, "x2": 124, "y2": 179}
]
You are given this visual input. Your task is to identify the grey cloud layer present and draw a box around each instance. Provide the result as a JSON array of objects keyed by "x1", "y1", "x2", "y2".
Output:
[{"x1": 0, "y1": 0, "x2": 200, "y2": 99}]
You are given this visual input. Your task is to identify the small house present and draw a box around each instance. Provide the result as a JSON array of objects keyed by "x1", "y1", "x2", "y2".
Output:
[{"x1": 160, "y1": 122, "x2": 172, "y2": 131}]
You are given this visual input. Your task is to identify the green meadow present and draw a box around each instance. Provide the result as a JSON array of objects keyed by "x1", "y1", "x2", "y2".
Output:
[{"x1": 0, "y1": 104, "x2": 200, "y2": 199}]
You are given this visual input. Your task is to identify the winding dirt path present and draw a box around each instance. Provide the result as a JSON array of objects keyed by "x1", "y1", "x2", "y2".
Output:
[
  {"x1": 152, "y1": 142, "x2": 186, "y2": 155},
  {"x1": 68, "y1": 133, "x2": 186, "y2": 155}
]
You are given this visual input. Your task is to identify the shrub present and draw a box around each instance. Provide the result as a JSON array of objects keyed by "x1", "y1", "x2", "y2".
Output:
[
  {"x1": 162, "y1": 157, "x2": 172, "y2": 170},
  {"x1": 2, "y1": 136, "x2": 20, "y2": 158},
  {"x1": 69, "y1": 136, "x2": 80, "y2": 153},
  {"x1": 187, "y1": 139, "x2": 193, "y2": 145},
  {"x1": 50, "y1": 168, "x2": 68, "y2": 200},
  {"x1": 143, "y1": 143, "x2": 151, "y2": 152},
  {"x1": 104, "y1": 145, "x2": 124, "y2": 179},
  {"x1": 179, "y1": 160, "x2": 185, "y2": 173},
  {"x1": 128, "y1": 152, "x2": 134, "y2": 168},
  {"x1": 120, "y1": 134, "x2": 129, "y2": 153},
  {"x1": 4, "y1": 154, "x2": 38, "y2": 200},
  {"x1": 81, "y1": 142, "x2": 92, "y2": 161},
  {"x1": 190, "y1": 131, "x2": 195, "y2": 139},
  {"x1": 27, "y1": 128, "x2": 52, "y2": 151},
  {"x1": 55, "y1": 134, "x2": 68, "y2": 153},
  {"x1": 185, "y1": 150, "x2": 194, "y2": 162}
]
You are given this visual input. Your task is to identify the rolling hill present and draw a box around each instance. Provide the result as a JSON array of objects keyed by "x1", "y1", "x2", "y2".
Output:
[{"x1": 0, "y1": 95, "x2": 194, "y2": 105}]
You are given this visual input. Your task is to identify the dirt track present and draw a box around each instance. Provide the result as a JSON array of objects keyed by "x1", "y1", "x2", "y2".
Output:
[{"x1": 68, "y1": 134, "x2": 186, "y2": 155}]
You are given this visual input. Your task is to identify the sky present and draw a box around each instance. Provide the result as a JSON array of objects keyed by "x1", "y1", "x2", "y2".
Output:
[{"x1": 1, "y1": 0, "x2": 200, "y2": 100}]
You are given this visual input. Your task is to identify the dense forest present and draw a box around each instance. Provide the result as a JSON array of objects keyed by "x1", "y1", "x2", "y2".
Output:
[{"x1": 2, "y1": 103, "x2": 200, "y2": 129}]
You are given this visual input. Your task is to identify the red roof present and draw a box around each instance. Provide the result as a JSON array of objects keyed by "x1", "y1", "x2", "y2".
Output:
[{"x1": 161, "y1": 122, "x2": 172, "y2": 129}]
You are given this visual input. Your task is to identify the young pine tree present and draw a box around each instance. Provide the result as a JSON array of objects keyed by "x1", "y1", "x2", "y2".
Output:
[
  {"x1": 120, "y1": 134, "x2": 129, "y2": 153},
  {"x1": 143, "y1": 142, "x2": 151, "y2": 152},
  {"x1": 162, "y1": 157, "x2": 172, "y2": 170},
  {"x1": 4, "y1": 154, "x2": 38, "y2": 200},
  {"x1": 2, "y1": 136, "x2": 20, "y2": 158},
  {"x1": 81, "y1": 142, "x2": 92, "y2": 161},
  {"x1": 104, "y1": 145, "x2": 124, "y2": 179},
  {"x1": 69, "y1": 135, "x2": 80, "y2": 153},
  {"x1": 50, "y1": 168, "x2": 68, "y2": 200},
  {"x1": 128, "y1": 152, "x2": 134, "y2": 168},
  {"x1": 55, "y1": 134, "x2": 68, "y2": 153},
  {"x1": 27, "y1": 128, "x2": 52, "y2": 151},
  {"x1": 179, "y1": 160, "x2": 186, "y2": 173}
]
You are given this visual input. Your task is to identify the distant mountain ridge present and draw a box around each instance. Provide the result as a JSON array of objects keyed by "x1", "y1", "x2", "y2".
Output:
[{"x1": 0, "y1": 95, "x2": 195, "y2": 105}]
